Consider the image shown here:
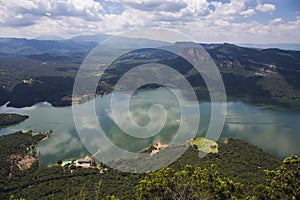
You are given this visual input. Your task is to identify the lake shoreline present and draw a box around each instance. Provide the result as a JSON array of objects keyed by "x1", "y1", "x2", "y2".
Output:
[
  {"x1": 0, "y1": 113, "x2": 29, "y2": 127},
  {"x1": 0, "y1": 88, "x2": 299, "y2": 165}
]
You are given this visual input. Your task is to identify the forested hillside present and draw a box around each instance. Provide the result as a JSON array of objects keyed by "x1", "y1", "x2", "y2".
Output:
[
  {"x1": 1, "y1": 131, "x2": 299, "y2": 199},
  {"x1": 0, "y1": 113, "x2": 29, "y2": 127},
  {"x1": 0, "y1": 39, "x2": 299, "y2": 108}
]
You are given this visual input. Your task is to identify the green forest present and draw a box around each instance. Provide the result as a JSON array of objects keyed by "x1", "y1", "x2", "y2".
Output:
[
  {"x1": 0, "y1": 113, "x2": 29, "y2": 127},
  {"x1": 0, "y1": 3, "x2": 299, "y2": 200},
  {"x1": 0, "y1": 43, "x2": 299, "y2": 108},
  {"x1": 0, "y1": 131, "x2": 299, "y2": 200}
]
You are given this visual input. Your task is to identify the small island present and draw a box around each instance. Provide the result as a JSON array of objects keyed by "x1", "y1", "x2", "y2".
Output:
[{"x1": 0, "y1": 113, "x2": 29, "y2": 127}]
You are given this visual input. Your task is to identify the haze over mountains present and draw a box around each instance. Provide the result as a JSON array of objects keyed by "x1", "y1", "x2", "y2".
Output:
[
  {"x1": 238, "y1": 43, "x2": 300, "y2": 51},
  {"x1": 0, "y1": 34, "x2": 172, "y2": 56},
  {"x1": 1, "y1": 34, "x2": 300, "y2": 57}
]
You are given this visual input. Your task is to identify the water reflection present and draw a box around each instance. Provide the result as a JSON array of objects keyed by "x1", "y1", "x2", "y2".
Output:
[
  {"x1": 223, "y1": 102, "x2": 300, "y2": 158},
  {"x1": 0, "y1": 90, "x2": 299, "y2": 166}
]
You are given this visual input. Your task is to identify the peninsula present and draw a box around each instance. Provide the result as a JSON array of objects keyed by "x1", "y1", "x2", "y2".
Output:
[{"x1": 0, "y1": 113, "x2": 29, "y2": 127}]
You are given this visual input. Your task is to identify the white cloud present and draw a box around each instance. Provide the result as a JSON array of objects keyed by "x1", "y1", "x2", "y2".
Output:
[
  {"x1": 209, "y1": 0, "x2": 257, "y2": 20},
  {"x1": 214, "y1": 19, "x2": 231, "y2": 27},
  {"x1": 256, "y1": 3, "x2": 275, "y2": 13},
  {"x1": 210, "y1": 1, "x2": 222, "y2": 8},
  {"x1": 0, "y1": 0, "x2": 104, "y2": 27},
  {"x1": 184, "y1": 0, "x2": 210, "y2": 16},
  {"x1": 270, "y1": 18, "x2": 283, "y2": 24},
  {"x1": 183, "y1": 15, "x2": 300, "y2": 44},
  {"x1": 277, "y1": 16, "x2": 300, "y2": 32},
  {"x1": 213, "y1": 0, "x2": 246, "y2": 17},
  {"x1": 0, "y1": 0, "x2": 298, "y2": 44},
  {"x1": 111, "y1": 0, "x2": 210, "y2": 24},
  {"x1": 239, "y1": 8, "x2": 255, "y2": 17},
  {"x1": 114, "y1": 0, "x2": 187, "y2": 12}
]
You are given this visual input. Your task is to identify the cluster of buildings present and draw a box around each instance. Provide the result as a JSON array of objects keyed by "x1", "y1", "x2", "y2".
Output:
[{"x1": 61, "y1": 156, "x2": 95, "y2": 168}]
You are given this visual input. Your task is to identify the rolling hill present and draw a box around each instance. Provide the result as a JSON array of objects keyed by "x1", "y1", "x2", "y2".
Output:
[{"x1": 0, "y1": 37, "x2": 299, "y2": 108}]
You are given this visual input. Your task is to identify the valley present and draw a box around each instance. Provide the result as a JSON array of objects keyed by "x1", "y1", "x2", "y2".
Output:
[
  {"x1": 0, "y1": 38, "x2": 299, "y2": 108},
  {"x1": 0, "y1": 36, "x2": 299, "y2": 200}
]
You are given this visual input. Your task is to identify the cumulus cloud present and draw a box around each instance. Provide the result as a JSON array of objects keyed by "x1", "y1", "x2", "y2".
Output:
[
  {"x1": 0, "y1": 0, "x2": 298, "y2": 44},
  {"x1": 214, "y1": 19, "x2": 231, "y2": 27},
  {"x1": 209, "y1": 0, "x2": 256, "y2": 20},
  {"x1": 0, "y1": 0, "x2": 104, "y2": 27},
  {"x1": 270, "y1": 18, "x2": 283, "y2": 24},
  {"x1": 239, "y1": 8, "x2": 255, "y2": 17},
  {"x1": 111, "y1": 0, "x2": 210, "y2": 24},
  {"x1": 118, "y1": 0, "x2": 187, "y2": 12},
  {"x1": 256, "y1": 3, "x2": 275, "y2": 13},
  {"x1": 278, "y1": 16, "x2": 300, "y2": 32},
  {"x1": 210, "y1": 1, "x2": 222, "y2": 8},
  {"x1": 213, "y1": 0, "x2": 246, "y2": 17},
  {"x1": 184, "y1": 0, "x2": 210, "y2": 16}
]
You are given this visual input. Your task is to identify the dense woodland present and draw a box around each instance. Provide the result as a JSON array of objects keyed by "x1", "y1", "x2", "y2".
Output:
[
  {"x1": 0, "y1": 131, "x2": 299, "y2": 199},
  {"x1": 0, "y1": 38, "x2": 299, "y2": 199},
  {"x1": 0, "y1": 113, "x2": 29, "y2": 127},
  {"x1": 0, "y1": 131, "x2": 46, "y2": 179},
  {"x1": 0, "y1": 40, "x2": 299, "y2": 108}
]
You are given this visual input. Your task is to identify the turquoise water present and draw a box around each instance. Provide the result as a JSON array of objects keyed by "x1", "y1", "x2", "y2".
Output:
[{"x1": 0, "y1": 88, "x2": 299, "y2": 165}]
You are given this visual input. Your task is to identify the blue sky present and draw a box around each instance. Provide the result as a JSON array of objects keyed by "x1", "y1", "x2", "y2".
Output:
[{"x1": 0, "y1": 0, "x2": 299, "y2": 43}]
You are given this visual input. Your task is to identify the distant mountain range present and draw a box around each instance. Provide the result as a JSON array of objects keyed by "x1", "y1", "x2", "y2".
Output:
[
  {"x1": 0, "y1": 37, "x2": 96, "y2": 56},
  {"x1": 34, "y1": 35, "x2": 66, "y2": 41},
  {"x1": 238, "y1": 43, "x2": 300, "y2": 51},
  {"x1": 1, "y1": 34, "x2": 299, "y2": 56},
  {"x1": 0, "y1": 35, "x2": 299, "y2": 108},
  {"x1": 0, "y1": 34, "x2": 171, "y2": 56}
]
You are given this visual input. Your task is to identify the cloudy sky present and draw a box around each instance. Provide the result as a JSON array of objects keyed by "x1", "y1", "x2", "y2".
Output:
[{"x1": 0, "y1": 0, "x2": 299, "y2": 43}]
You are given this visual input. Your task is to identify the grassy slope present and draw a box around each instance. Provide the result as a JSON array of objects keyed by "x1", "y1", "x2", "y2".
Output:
[{"x1": 189, "y1": 137, "x2": 218, "y2": 153}]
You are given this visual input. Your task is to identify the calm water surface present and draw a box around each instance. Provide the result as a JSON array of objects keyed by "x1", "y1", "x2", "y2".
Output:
[{"x1": 0, "y1": 88, "x2": 299, "y2": 165}]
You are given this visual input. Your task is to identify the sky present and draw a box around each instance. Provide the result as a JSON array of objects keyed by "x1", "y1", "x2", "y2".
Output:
[{"x1": 0, "y1": 0, "x2": 299, "y2": 43}]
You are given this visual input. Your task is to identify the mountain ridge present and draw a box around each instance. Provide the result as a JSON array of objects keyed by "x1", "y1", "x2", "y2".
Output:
[
  {"x1": 0, "y1": 39, "x2": 299, "y2": 108},
  {"x1": 1, "y1": 35, "x2": 300, "y2": 57}
]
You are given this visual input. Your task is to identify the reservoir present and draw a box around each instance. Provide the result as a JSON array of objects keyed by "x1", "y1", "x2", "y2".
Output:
[{"x1": 0, "y1": 87, "x2": 299, "y2": 166}]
